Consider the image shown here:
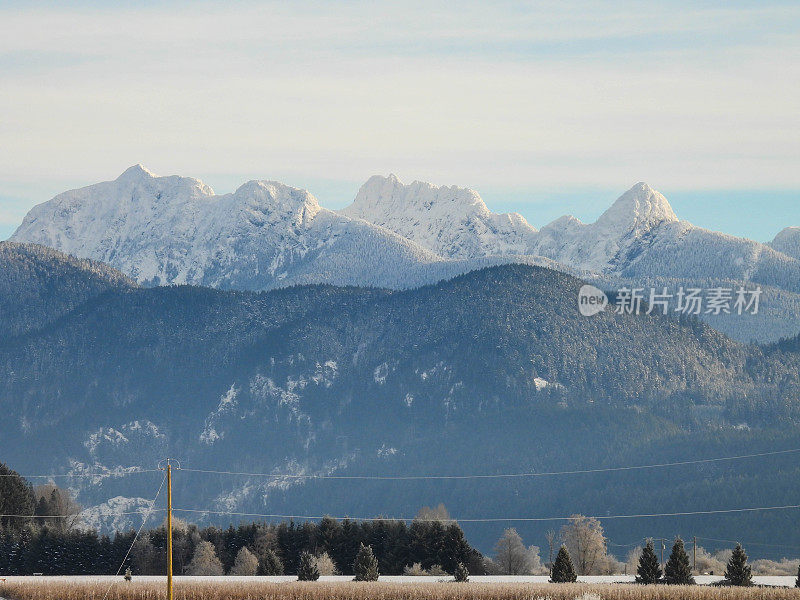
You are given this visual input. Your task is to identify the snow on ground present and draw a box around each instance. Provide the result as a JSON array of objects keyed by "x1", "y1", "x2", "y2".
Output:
[{"x1": 1, "y1": 575, "x2": 795, "y2": 586}]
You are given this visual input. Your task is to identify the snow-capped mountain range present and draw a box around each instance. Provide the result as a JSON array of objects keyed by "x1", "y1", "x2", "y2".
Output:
[
  {"x1": 343, "y1": 176, "x2": 800, "y2": 288},
  {"x1": 10, "y1": 165, "x2": 448, "y2": 290},
  {"x1": 10, "y1": 166, "x2": 800, "y2": 342}
]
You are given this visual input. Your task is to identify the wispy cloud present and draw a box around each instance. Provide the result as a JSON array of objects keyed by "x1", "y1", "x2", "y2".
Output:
[{"x1": 0, "y1": 1, "x2": 798, "y2": 210}]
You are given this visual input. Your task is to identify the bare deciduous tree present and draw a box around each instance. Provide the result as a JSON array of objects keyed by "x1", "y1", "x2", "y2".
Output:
[
  {"x1": 494, "y1": 528, "x2": 540, "y2": 575},
  {"x1": 560, "y1": 514, "x2": 608, "y2": 575}
]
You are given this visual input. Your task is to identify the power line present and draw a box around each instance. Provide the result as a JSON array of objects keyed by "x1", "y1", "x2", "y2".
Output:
[
  {"x1": 0, "y1": 509, "x2": 165, "y2": 519},
  {"x1": 176, "y1": 447, "x2": 800, "y2": 480},
  {"x1": 4, "y1": 447, "x2": 798, "y2": 482},
  {"x1": 172, "y1": 502, "x2": 800, "y2": 523},
  {"x1": 696, "y1": 536, "x2": 800, "y2": 551},
  {"x1": 0, "y1": 468, "x2": 161, "y2": 479}
]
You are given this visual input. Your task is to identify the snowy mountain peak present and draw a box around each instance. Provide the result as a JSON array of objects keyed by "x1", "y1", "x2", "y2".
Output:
[
  {"x1": 542, "y1": 214, "x2": 584, "y2": 231},
  {"x1": 349, "y1": 174, "x2": 490, "y2": 217},
  {"x1": 233, "y1": 180, "x2": 321, "y2": 223},
  {"x1": 342, "y1": 174, "x2": 538, "y2": 260},
  {"x1": 110, "y1": 164, "x2": 216, "y2": 197},
  {"x1": 596, "y1": 182, "x2": 678, "y2": 233},
  {"x1": 117, "y1": 163, "x2": 157, "y2": 181}
]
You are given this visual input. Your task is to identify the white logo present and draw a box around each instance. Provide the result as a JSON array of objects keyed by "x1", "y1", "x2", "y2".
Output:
[{"x1": 578, "y1": 285, "x2": 608, "y2": 316}]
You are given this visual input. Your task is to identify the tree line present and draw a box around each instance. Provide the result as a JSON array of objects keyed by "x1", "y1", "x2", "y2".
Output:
[
  {"x1": 0, "y1": 515, "x2": 481, "y2": 577},
  {"x1": 1, "y1": 463, "x2": 480, "y2": 576}
]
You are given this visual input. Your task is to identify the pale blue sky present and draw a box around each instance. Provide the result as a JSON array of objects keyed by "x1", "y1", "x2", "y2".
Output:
[{"x1": 1, "y1": 1, "x2": 798, "y2": 242}]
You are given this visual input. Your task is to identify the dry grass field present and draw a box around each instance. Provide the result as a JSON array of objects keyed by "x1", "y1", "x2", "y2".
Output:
[{"x1": 2, "y1": 580, "x2": 799, "y2": 600}]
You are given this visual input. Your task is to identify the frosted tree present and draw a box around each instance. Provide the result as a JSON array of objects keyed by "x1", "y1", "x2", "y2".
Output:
[
  {"x1": 313, "y1": 551, "x2": 338, "y2": 576},
  {"x1": 560, "y1": 514, "x2": 607, "y2": 575},
  {"x1": 494, "y1": 528, "x2": 536, "y2": 575},
  {"x1": 187, "y1": 540, "x2": 224, "y2": 576},
  {"x1": 230, "y1": 546, "x2": 259, "y2": 576}
]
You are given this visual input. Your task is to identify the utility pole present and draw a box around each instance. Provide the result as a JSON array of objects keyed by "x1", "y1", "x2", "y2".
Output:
[
  {"x1": 167, "y1": 461, "x2": 173, "y2": 600},
  {"x1": 159, "y1": 459, "x2": 175, "y2": 600},
  {"x1": 660, "y1": 538, "x2": 665, "y2": 568},
  {"x1": 692, "y1": 536, "x2": 697, "y2": 574}
]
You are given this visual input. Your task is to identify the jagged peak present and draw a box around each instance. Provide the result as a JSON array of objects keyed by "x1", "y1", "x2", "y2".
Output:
[
  {"x1": 596, "y1": 182, "x2": 678, "y2": 232},
  {"x1": 113, "y1": 164, "x2": 216, "y2": 197},
  {"x1": 348, "y1": 174, "x2": 488, "y2": 216}
]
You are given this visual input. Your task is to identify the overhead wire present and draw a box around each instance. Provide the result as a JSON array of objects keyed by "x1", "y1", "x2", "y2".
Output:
[
  {"x1": 176, "y1": 447, "x2": 800, "y2": 481},
  {"x1": 0, "y1": 468, "x2": 161, "y2": 479},
  {"x1": 171, "y1": 502, "x2": 800, "y2": 523}
]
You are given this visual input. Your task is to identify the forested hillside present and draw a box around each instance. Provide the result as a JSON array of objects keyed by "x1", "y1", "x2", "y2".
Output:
[
  {"x1": 1, "y1": 258, "x2": 800, "y2": 557},
  {"x1": 0, "y1": 242, "x2": 133, "y2": 337}
]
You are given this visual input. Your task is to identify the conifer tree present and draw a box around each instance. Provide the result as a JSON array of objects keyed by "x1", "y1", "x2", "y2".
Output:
[
  {"x1": 353, "y1": 543, "x2": 379, "y2": 581},
  {"x1": 0, "y1": 463, "x2": 35, "y2": 531},
  {"x1": 454, "y1": 561, "x2": 469, "y2": 582},
  {"x1": 664, "y1": 537, "x2": 694, "y2": 585},
  {"x1": 257, "y1": 547, "x2": 284, "y2": 575},
  {"x1": 724, "y1": 544, "x2": 752, "y2": 587},
  {"x1": 550, "y1": 546, "x2": 577, "y2": 583},
  {"x1": 635, "y1": 540, "x2": 662, "y2": 584},
  {"x1": 297, "y1": 551, "x2": 320, "y2": 581}
]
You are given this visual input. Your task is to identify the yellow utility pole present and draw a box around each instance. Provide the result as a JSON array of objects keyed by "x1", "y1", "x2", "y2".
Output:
[
  {"x1": 159, "y1": 459, "x2": 175, "y2": 600},
  {"x1": 167, "y1": 461, "x2": 173, "y2": 600}
]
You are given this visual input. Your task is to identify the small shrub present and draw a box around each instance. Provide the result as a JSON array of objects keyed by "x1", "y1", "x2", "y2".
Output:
[{"x1": 403, "y1": 563, "x2": 426, "y2": 576}]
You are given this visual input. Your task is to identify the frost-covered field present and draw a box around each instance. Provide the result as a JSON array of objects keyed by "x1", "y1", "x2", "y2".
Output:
[
  {"x1": 2, "y1": 577, "x2": 800, "y2": 600},
  {"x1": 0, "y1": 574, "x2": 796, "y2": 585}
]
